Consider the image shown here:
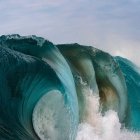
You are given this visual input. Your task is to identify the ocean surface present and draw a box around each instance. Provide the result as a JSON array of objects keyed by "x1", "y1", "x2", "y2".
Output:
[{"x1": 0, "y1": 35, "x2": 139, "y2": 140}]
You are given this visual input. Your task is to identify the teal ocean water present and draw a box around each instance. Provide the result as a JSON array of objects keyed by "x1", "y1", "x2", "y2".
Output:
[{"x1": 0, "y1": 35, "x2": 139, "y2": 140}]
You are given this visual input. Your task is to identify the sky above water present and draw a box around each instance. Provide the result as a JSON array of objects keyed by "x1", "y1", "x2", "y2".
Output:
[{"x1": 0, "y1": 0, "x2": 140, "y2": 65}]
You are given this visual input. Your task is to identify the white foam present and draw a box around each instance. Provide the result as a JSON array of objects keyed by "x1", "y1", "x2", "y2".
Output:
[
  {"x1": 33, "y1": 90, "x2": 71, "y2": 140},
  {"x1": 76, "y1": 89, "x2": 140, "y2": 140}
]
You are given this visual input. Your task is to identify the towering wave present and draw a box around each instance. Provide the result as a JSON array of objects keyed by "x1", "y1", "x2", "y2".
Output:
[
  {"x1": 0, "y1": 35, "x2": 139, "y2": 140},
  {"x1": 0, "y1": 35, "x2": 78, "y2": 140}
]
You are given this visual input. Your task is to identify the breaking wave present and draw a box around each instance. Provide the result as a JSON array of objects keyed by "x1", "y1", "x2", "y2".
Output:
[{"x1": 0, "y1": 35, "x2": 139, "y2": 140}]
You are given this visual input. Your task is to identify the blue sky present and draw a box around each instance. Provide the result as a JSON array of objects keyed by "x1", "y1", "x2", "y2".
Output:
[{"x1": 0, "y1": 0, "x2": 140, "y2": 65}]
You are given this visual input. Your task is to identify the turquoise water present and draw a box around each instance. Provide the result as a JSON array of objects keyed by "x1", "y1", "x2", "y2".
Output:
[{"x1": 0, "y1": 35, "x2": 139, "y2": 140}]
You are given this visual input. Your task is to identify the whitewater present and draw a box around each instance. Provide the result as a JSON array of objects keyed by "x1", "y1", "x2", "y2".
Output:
[
  {"x1": 0, "y1": 34, "x2": 140, "y2": 140},
  {"x1": 76, "y1": 88, "x2": 140, "y2": 140}
]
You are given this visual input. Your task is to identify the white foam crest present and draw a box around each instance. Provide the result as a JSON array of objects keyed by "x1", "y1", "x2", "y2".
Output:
[{"x1": 76, "y1": 88, "x2": 140, "y2": 140}]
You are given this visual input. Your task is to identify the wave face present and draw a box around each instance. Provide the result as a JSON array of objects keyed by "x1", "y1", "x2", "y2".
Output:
[
  {"x1": 0, "y1": 35, "x2": 139, "y2": 140},
  {"x1": 115, "y1": 56, "x2": 140, "y2": 131}
]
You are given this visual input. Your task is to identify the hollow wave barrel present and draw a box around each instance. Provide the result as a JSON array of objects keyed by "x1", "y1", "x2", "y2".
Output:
[{"x1": 0, "y1": 35, "x2": 78, "y2": 140}]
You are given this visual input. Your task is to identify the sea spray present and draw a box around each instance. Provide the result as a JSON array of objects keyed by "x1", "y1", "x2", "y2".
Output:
[{"x1": 76, "y1": 88, "x2": 140, "y2": 140}]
